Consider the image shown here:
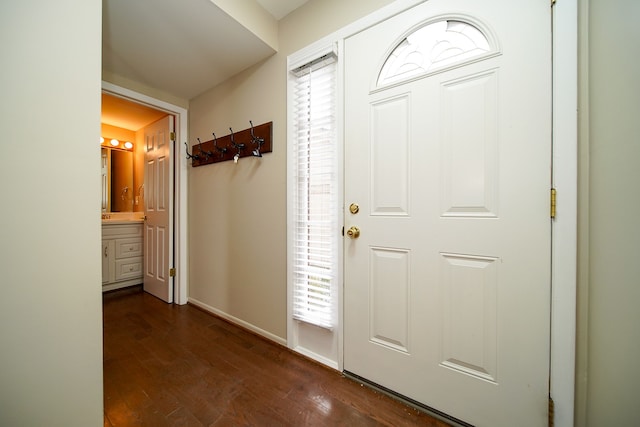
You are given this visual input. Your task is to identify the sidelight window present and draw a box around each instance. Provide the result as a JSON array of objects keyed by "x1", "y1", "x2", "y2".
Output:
[{"x1": 288, "y1": 50, "x2": 338, "y2": 329}]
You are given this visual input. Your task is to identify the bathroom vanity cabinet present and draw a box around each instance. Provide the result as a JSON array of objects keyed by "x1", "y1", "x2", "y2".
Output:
[{"x1": 102, "y1": 222, "x2": 143, "y2": 291}]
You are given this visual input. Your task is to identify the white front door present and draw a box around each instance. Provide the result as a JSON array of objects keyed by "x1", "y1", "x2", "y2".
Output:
[
  {"x1": 144, "y1": 115, "x2": 174, "y2": 303},
  {"x1": 343, "y1": 1, "x2": 551, "y2": 426}
]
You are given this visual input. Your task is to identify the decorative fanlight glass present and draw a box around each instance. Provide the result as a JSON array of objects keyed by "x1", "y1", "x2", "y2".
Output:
[{"x1": 378, "y1": 20, "x2": 491, "y2": 87}]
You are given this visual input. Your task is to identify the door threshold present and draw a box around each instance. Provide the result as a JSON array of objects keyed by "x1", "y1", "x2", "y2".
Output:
[{"x1": 343, "y1": 370, "x2": 473, "y2": 427}]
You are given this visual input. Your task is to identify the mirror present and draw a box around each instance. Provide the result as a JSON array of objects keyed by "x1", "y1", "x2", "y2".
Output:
[
  {"x1": 101, "y1": 92, "x2": 167, "y2": 214},
  {"x1": 101, "y1": 147, "x2": 134, "y2": 212}
]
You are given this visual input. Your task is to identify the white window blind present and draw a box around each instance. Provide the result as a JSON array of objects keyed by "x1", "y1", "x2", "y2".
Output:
[{"x1": 290, "y1": 51, "x2": 338, "y2": 329}]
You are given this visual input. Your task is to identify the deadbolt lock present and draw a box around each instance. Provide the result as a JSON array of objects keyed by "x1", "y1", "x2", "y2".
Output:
[
  {"x1": 346, "y1": 226, "x2": 361, "y2": 239},
  {"x1": 349, "y1": 203, "x2": 360, "y2": 214}
]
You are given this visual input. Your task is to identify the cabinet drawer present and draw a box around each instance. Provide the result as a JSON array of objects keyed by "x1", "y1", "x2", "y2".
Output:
[
  {"x1": 102, "y1": 223, "x2": 143, "y2": 238},
  {"x1": 115, "y1": 238, "x2": 143, "y2": 258},
  {"x1": 114, "y1": 257, "x2": 143, "y2": 281}
]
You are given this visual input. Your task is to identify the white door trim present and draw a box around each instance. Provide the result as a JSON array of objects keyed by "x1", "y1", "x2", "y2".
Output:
[
  {"x1": 550, "y1": 1, "x2": 578, "y2": 427},
  {"x1": 101, "y1": 81, "x2": 189, "y2": 305}
]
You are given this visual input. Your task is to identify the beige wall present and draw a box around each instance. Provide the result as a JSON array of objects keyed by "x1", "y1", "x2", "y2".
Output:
[
  {"x1": 0, "y1": 1, "x2": 103, "y2": 426},
  {"x1": 577, "y1": 0, "x2": 640, "y2": 425},
  {"x1": 188, "y1": 0, "x2": 394, "y2": 339}
]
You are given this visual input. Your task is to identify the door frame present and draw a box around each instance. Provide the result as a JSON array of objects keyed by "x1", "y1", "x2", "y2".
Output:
[
  {"x1": 102, "y1": 81, "x2": 189, "y2": 305},
  {"x1": 550, "y1": 1, "x2": 578, "y2": 426},
  {"x1": 287, "y1": 0, "x2": 577, "y2": 425}
]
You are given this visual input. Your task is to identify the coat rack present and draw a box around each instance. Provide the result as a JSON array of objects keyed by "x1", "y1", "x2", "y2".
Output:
[{"x1": 185, "y1": 121, "x2": 273, "y2": 167}]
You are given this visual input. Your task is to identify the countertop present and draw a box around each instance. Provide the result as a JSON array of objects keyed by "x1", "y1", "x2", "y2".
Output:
[{"x1": 102, "y1": 219, "x2": 144, "y2": 225}]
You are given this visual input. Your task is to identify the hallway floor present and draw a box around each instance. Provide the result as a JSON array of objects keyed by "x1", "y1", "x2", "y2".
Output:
[{"x1": 103, "y1": 286, "x2": 449, "y2": 426}]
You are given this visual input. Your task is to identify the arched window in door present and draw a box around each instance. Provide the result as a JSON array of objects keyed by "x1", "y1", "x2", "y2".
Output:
[{"x1": 377, "y1": 19, "x2": 495, "y2": 87}]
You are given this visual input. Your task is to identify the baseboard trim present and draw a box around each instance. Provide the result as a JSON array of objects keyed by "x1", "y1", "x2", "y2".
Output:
[
  {"x1": 291, "y1": 345, "x2": 340, "y2": 371},
  {"x1": 187, "y1": 297, "x2": 287, "y2": 346}
]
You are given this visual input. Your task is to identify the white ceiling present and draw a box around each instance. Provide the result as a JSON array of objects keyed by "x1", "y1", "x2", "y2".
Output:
[
  {"x1": 255, "y1": 0, "x2": 310, "y2": 20},
  {"x1": 102, "y1": 0, "x2": 308, "y2": 101},
  {"x1": 102, "y1": 0, "x2": 308, "y2": 129}
]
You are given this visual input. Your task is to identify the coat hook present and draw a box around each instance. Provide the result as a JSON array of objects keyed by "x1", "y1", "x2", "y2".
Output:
[
  {"x1": 229, "y1": 127, "x2": 245, "y2": 163},
  {"x1": 213, "y1": 132, "x2": 227, "y2": 157},
  {"x1": 185, "y1": 142, "x2": 200, "y2": 161},
  {"x1": 197, "y1": 138, "x2": 213, "y2": 160},
  {"x1": 249, "y1": 120, "x2": 264, "y2": 157}
]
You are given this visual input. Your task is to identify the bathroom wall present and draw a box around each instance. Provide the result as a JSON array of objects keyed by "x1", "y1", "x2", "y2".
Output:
[
  {"x1": 101, "y1": 123, "x2": 135, "y2": 143},
  {"x1": 187, "y1": 0, "x2": 395, "y2": 342}
]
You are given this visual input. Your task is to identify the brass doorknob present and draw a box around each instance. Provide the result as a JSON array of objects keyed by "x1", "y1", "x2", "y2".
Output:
[{"x1": 346, "y1": 226, "x2": 360, "y2": 239}]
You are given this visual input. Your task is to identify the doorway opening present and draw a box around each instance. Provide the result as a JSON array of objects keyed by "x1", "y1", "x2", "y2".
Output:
[{"x1": 101, "y1": 82, "x2": 189, "y2": 305}]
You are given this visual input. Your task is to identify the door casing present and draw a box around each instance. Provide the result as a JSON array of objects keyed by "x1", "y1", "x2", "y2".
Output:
[{"x1": 102, "y1": 81, "x2": 189, "y2": 305}]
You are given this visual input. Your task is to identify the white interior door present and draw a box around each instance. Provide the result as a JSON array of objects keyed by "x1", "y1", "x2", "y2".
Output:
[
  {"x1": 144, "y1": 115, "x2": 174, "y2": 303},
  {"x1": 343, "y1": 1, "x2": 551, "y2": 426}
]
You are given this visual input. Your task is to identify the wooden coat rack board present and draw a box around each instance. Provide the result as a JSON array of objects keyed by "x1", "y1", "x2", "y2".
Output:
[{"x1": 187, "y1": 121, "x2": 273, "y2": 167}]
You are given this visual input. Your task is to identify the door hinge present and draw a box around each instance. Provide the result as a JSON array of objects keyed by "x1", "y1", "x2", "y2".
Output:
[
  {"x1": 550, "y1": 188, "x2": 557, "y2": 219},
  {"x1": 169, "y1": 268, "x2": 176, "y2": 277},
  {"x1": 548, "y1": 396, "x2": 555, "y2": 427},
  {"x1": 170, "y1": 132, "x2": 176, "y2": 141},
  {"x1": 551, "y1": 0, "x2": 556, "y2": 7}
]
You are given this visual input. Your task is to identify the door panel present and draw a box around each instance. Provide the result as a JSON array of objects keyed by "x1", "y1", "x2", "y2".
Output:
[
  {"x1": 441, "y1": 70, "x2": 499, "y2": 217},
  {"x1": 440, "y1": 252, "x2": 498, "y2": 383},
  {"x1": 143, "y1": 115, "x2": 174, "y2": 303},
  {"x1": 370, "y1": 247, "x2": 411, "y2": 353},
  {"x1": 371, "y1": 95, "x2": 410, "y2": 216},
  {"x1": 343, "y1": 1, "x2": 551, "y2": 426}
]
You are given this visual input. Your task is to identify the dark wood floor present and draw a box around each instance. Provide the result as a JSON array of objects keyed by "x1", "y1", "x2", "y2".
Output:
[{"x1": 103, "y1": 286, "x2": 450, "y2": 426}]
